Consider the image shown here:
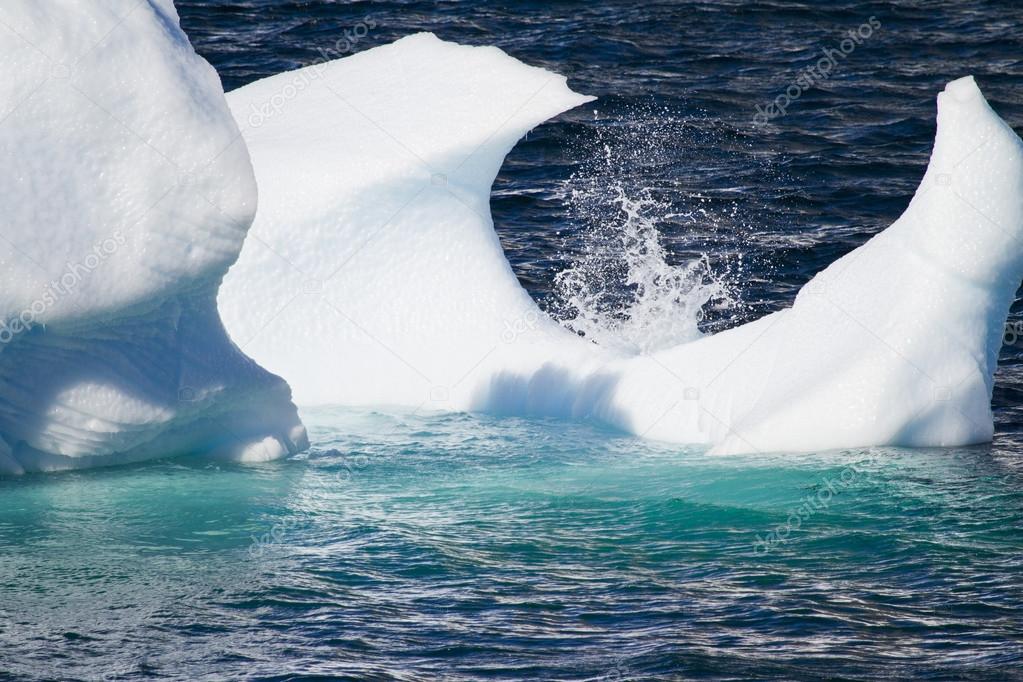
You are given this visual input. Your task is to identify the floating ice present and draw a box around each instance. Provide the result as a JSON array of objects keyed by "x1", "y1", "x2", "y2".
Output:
[
  {"x1": 673, "y1": 74, "x2": 1023, "y2": 454},
  {"x1": 224, "y1": 32, "x2": 1023, "y2": 455},
  {"x1": 221, "y1": 33, "x2": 607, "y2": 409},
  {"x1": 0, "y1": 1, "x2": 307, "y2": 474}
]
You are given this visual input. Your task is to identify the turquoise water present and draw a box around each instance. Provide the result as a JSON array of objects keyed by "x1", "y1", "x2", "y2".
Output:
[{"x1": 2, "y1": 408, "x2": 1021, "y2": 680}]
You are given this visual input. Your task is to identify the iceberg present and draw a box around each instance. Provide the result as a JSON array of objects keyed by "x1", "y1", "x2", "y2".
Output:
[
  {"x1": 221, "y1": 33, "x2": 608, "y2": 410},
  {"x1": 0, "y1": 0, "x2": 307, "y2": 474},
  {"x1": 223, "y1": 34, "x2": 1023, "y2": 455},
  {"x1": 3, "y1": 5, "x2": 1013, "y2": 469}
]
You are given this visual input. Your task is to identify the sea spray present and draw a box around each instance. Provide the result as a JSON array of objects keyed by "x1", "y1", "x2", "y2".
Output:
[
  {"x1": 550, "y1": 109, "x2": 747, "y2": 355},
  {"x1": 553, "y1": 185, "x2": 727, "y2": 354}
]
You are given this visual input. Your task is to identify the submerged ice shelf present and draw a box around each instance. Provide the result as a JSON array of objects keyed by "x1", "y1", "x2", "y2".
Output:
[
  {"x1": 0, "y1": 0, "x2": 307, "y2": 474},
  {"x1": 224, "y1": 35, "x2": 1023, "y2": 456}
]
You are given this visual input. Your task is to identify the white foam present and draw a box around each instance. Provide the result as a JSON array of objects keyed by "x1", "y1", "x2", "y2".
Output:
[
  {"x1": 224, "y1": 36, "x2": 1022, "y2": 454},
  {"x1": 0, "y1": 0, "x2": 307, "y2": 473},
  {"x1": 553, "y1": 186, "x2": 729, "y2": 356}
]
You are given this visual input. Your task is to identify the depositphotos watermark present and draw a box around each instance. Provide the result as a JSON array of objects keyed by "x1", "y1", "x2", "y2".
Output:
[
  {"x1": 753, "y1": 16, "x2": 881, "y2": 127},
  {"x1": 246, "y1": 17, "x2": 377, "y2": 128},
  {"x1": 1003, "y1": 320, "x2": 1023, "y2": 347},
  {"x1": 247, "y1": 450, "x2": 368, "y2": 557},
  {"x1": 0, "y1": 231, "x2": 126, "y2": 345},
  {"x1": 500, "y1": 309, "x2": 541, "y2": 344},
  {"x1": 752, "y1": 450, "x2": 883, "y2": 555}
]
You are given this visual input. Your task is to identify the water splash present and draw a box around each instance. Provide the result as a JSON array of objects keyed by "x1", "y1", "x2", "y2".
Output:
[
  {"x1": 551, "y1": 111, "x2": 739, "y2": 355},
  {"x1": 553, "y1": 185, "x2": 728, "y2": 354}
]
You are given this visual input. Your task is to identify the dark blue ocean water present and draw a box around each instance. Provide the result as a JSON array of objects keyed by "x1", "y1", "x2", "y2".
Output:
[{"x1": 2, "y1": 2, "x2": 1023, "y2": 680}]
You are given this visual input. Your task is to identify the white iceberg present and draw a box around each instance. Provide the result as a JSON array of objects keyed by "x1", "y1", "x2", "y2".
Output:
[
  {"x1": 222, "y1": 33, "x2": 605, "y2": 410},
  {"x1": 1, "y1": 4, "x2": 1015, "y2": 469},
  {"x1": 223, "y1": 34, "x2": 1023, "y2": 455},
  {"x1": 0, "y1": 0, "x2": 307, "y2": 474}
]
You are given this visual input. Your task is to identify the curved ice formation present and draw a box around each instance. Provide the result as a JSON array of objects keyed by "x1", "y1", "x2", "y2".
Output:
[
  {"x1": 221, "y1": 33, "x2": 608, "y2": 409},
  {"x1": 0, "y1": 1, "x2": 307, "y2": 474},
  {"x1": 222, "y1": 33, "x2": 1023, "y2": 454}
]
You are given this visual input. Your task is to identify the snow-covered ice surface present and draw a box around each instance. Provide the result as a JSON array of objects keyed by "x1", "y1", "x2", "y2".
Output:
[
  {"x1": 0, "y1": 0, "x2": 307, "y2": 474},
  {"x1": 222, "y1": 33, "x2": 610, "y2": 409},
  {"x1": 224, "y1": 34, "x2": 1023, "y2": 455},
  {"x1": 639, "y1": 75, "x2": 1023, "y2": 454}
]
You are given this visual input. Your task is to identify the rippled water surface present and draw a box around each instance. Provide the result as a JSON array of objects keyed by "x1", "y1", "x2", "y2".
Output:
[
  {"x1": 4, "y1": 409, "x2": 1022, "y2": 680},
  {"x1": 3, "y1": 1, "x2": 1023, "y2": 680}
]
